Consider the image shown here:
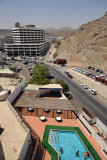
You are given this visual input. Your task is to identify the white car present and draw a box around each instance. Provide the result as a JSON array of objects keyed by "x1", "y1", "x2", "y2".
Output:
[
  {"x1": 46, "y1": 59, "x2": 51, "y2": 63},
  {"x1": 80, "y1": 84, "x2": 88, "y2": 89},
  {"x1": 89, "y1": 89, "x2": 97, "y2": 95}
]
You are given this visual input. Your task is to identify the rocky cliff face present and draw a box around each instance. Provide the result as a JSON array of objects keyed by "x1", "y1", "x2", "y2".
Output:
[{"x1": 57, "y1": 13, "x2": 107, "y2": 71}]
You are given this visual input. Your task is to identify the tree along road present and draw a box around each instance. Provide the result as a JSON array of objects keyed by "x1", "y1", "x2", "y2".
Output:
[{"x1": 45, "y1": 63, "x2": 107, "y2": 126}]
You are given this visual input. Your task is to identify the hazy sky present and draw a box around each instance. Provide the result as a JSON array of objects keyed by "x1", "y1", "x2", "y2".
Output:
[{"x1": 0, "y1": 0, "x2": 107, "y2": 29}]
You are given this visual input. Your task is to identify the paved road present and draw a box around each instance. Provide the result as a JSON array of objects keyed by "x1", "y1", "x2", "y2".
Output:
[{"x1": 45, "y1": 63, "x2": 107, "y2": 126}]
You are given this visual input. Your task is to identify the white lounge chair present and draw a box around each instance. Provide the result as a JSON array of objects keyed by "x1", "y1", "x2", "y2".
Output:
[
  {"x1": 56, "y1": 117, "x2": 62, "y2": 122},
  {"x1": 40, "y1": 116, "x2": 46, "y2": 121}
]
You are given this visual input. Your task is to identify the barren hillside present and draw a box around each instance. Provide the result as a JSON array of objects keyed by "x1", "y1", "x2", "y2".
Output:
[
  {"x1": 56, "y1": 12, "x2": 107, "y2": 71},
  {"x1": 45, "y1": 27, "x2": 76, "y2": 37}
]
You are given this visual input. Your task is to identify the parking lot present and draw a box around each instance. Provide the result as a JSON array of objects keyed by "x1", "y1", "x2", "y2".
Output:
[{"x1": 65, "y1": 68, "x2": 107, "y2": 100}]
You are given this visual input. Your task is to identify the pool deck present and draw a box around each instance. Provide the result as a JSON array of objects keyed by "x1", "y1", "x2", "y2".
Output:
[{"x1": 23, "y1": 116, "x2": 106, "y2": 160}]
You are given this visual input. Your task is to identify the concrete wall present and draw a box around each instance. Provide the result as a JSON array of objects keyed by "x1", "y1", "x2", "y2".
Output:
[
  {"x1": 88, "y1": 118, "x2": 97, "y2": 125},
  {"x1": 18, "y1": 131, "x2": 31, "y2": 160},
  {"x1": 0, "y1": 73, "x2": 17, "y2": 77},
  {"x1": 82, "y1": 111, "x2": 97, "y2": 125},
  {"x1": 97, "y1": 119, "x2": 107, "y2": 133},
  {"x1": 6, "y1": 100, "x2": 31, "y2": 160},
  {"x1": 7, "y1": 79, "x2": 26, "y2": 103},
  {"x1": 39, "y1": 89, "x2": 62, "y2": 97},
  {"x1": 79, "y1": 114, "x2": 96, "y2": 135},
  {"x1": 78, "y1": 114, "x2": 107, "y2": 153},
  {"x1": 0, "y1": 51, "x2": 2, "y2": 62}
]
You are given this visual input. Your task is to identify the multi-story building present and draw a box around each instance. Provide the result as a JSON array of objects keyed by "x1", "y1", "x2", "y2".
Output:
[
  {"x1": 45, "y1": 35, "x2": 63, "y2": 43},
  {"x1": 4, "y1": 23, "x2": 49, "y2": 56}
]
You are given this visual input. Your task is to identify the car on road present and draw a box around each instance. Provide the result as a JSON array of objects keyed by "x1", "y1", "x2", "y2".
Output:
[
  {"x1": 46, "y1": 59, "x2": 51, "y2": 63},
  {"x1": 80, "y1": 84, "x2": 88, "y2": 89},
  {"x1": 89, "y1": 89, "x2": 97, "y2": 95},
  {"x1": 68, "y1": 74, "x2": 73, "y2": 78},
  {"x1": 65, "y1": 71, "x2": 69, "y2": 75},
  {"x1": 61, "y1": 64, "x2": 66, "y2": 66},
  {"x1": 46, "y1": 75, "x2": 54, "y2": 79}
]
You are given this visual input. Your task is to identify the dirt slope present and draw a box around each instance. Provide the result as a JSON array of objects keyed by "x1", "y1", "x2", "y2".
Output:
[{"x1": 56, "y1": 12, "x2": 107, "y2": 71}]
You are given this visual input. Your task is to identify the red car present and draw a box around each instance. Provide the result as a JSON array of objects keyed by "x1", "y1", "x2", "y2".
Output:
[{"x1": 34, "y1": 62, "x2": 38, "y2": 64}]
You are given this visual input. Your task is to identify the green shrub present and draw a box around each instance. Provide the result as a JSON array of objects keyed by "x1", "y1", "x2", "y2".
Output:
[{"x1": 53, "y1": 53, "x2": 58, "y2": 59}]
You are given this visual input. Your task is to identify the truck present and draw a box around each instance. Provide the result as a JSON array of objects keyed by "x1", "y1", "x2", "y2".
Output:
[
  {"x1": 54, "y1": 59, "x2": 67, "y2": 64},
  {"x1": 105, "y1": 78, "x2": 107, "y2": 85},
  {"x1": 100, "y1": 77, "x2": 105, "y2": 83}
]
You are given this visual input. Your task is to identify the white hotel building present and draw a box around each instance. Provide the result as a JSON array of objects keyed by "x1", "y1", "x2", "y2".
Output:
[{"x1": 4, "y1": 24, "x2": 49, "y2": 56}]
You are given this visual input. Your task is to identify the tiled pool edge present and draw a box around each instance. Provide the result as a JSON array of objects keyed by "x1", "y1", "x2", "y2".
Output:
[{"x1": 42, "y1": 125, "x2": 101, "y2": 160}]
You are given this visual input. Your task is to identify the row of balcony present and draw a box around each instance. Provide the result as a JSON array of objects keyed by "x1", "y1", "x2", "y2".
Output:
[{"x1": 12, "y1": 30, "x2": 44, "y2": 33}]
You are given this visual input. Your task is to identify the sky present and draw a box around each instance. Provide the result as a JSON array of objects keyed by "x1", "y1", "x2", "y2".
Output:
[{"x1": 0, "y1": 0, "x2": 107, "y2": 29}]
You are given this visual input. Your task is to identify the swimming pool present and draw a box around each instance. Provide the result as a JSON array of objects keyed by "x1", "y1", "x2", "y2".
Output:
[{"x1": 49, "y1": 130, "x2": 93, "y2": 160}]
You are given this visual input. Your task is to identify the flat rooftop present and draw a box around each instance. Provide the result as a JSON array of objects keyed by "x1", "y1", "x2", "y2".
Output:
[
  {"x1": 14, "y1": 91, "x2": 77, "y2": 111},
  {"x1": 25, "y1": 84, "x2": 63, "y2": 91},
  {"x1": 0, "y1": 69, "x2": 13, "y2": 74},
  {"x1": 0, "y1": 76, "x2": 28, "y2": 160}
]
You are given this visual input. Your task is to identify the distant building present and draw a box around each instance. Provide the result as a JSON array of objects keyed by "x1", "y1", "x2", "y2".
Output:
[
  {"x1": 4, "y1": 23, "x2": 49, "y2": 56},
  {"x1": 45, "y1": 36, "x2": 63, "y2": 43},
  {"x1": 0, "y1": 39, "x2": 4, "y2": 50},
  {"x1": 0, "y1": 51, "x2": 3, "y2": 62}
]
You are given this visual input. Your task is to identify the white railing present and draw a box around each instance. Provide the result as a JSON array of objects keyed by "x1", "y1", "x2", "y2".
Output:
[{"x1": 78, "y1": 114, "x2": 107, "y2": 154}]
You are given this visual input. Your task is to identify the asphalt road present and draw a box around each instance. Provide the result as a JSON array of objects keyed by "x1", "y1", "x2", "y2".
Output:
[{"x1": 45, "y1": 63, "x2": 107, "y2": 126}]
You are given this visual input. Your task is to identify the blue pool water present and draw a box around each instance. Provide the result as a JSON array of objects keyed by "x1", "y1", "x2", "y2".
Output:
[{"x1": 49, "y1": 130, "x2": 93, "y2": 160}]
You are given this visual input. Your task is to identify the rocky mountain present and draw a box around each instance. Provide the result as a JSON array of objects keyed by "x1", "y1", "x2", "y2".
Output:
[
  {"x1": 45, "y1": 27, "x2": 76, "y2": 37},
  {"x1": 0, "y1": 29, "x2": 12, "y2": 39},
  {"x1": 56, "y1": 12, "x2": 107, "y2": 71}
]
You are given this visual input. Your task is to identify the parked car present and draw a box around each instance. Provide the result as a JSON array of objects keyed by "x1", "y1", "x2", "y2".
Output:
[
  {"x1": 23, "y1": 61, "x2": 28, "y2": 65},
  {"x1": 86, "y1": 72, "x2": 92, "y2": 76},
  {"x1": 39, "y1": 61, "x2": 44, "y2": 64},
  {"x1": 30, "y1": 72, "x2": 34, "y2": 76},
  {"x1": 68, "y1": 74, "x2": 73, "y2": 78},
  {"x1": 89, "y1": 74, "x2": 96, "y2": 78},
  {"x1": 46, "y1": 75, "x2": 54, "y2": 79},
  {"x1": 46, "y1": 59, "x2": 51, "y2": 63},
  {"x1": 96, "y1": 69, "x2": 100, "y2": 72},
  {"x1": 61, "y1": 64, "x2": 66, "y2": 66},
  {"x1": 91, "y1": 67, "x2": 95, "y2": 70},
  {"x1": 34, "y1": 62, "x2": 39, "y2": 65},
  {"x1": 65, "y1": 71, "x2": 69, "y2": 75},
  {"x1": 28, "y1": 66, "x2": 32, "y2": 70},
  {"x1": 18, "y1": 66, "x2": 22, "y2": 70},
  {"x1": 88, "y1": 66, "x2": 91, "y2": 69},
  {"x1": 80, "y1": 84, "x2": 88, "y2": 89},
  {"x1": 89, "y1": 89, "x2": 97, "y2": 95},
  {"x1": 99, "y1": 70, "x2": 103, "y2": 73}
]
